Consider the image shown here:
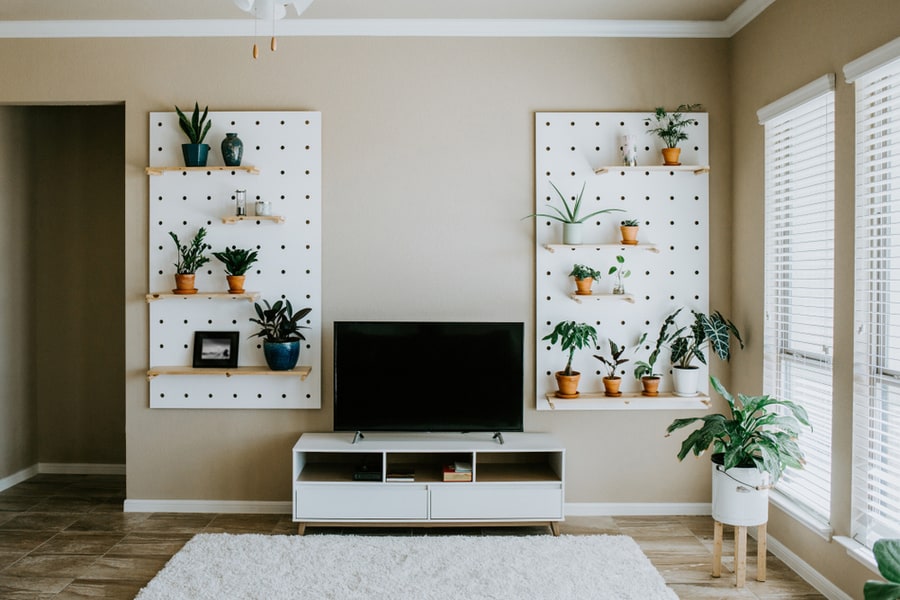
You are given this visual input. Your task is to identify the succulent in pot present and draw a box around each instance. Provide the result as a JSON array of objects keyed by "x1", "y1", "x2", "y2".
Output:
[
  {"x1": 168, "y1": 227, "x2": 211, "y2": 295},
  {"x1": 646, "y1": 103, "x2": 702, "y2": 166},
  {"x1": 569, "y1": 263, "x2": 602, "y2": 296},
  {"x1": 249, "y1": 299, "x2": 312, "y2": 371},
  {"x1": 543, "y1": 320, "x2": 598, "y2": 398},
  {"x1": 175, "y1": 102, "x2": 212, "y2": 167},
  {"x1": 213, "y1": 246, "x2": 259, "y2": 294},
  {"x1": 620, "y1": 218, "x2": 640, "y2": 245},
  {"x1": 523, "y1": 181, "x2": 623, "y2": 244},
  {"x1": 593, "y1": 339, "x2": 629, "y2": 397}
]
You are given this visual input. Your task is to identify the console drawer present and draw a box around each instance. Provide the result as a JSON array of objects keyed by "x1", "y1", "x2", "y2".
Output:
[
  {"x1": 295, "y1": 484, "x2": 428, "y2": 520},
  {"x1": 430, "y1": 484, "x2": 563, "y2": 520}
]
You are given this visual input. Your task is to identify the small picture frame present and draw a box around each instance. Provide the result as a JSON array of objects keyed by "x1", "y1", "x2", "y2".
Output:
[{"x1": 193, "y1": 331, "x2": 239, "y2": 368}]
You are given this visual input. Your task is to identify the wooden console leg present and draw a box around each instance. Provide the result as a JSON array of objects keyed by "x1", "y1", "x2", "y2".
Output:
[
  {"x1": 711, "y1": 520, "x2": 723, "y2": 578},
  {"x1": 550, "y1": 521, "x2": 560, "y2": 536},
  {"x1": 756, "y1": 523, "x2": 767, "y2": 582},
  {"x1": 734, "y1": 525, "x2": 747, "y2": 587},
  {"x1": 297, "y1": 523, "x2": 306, "y2": 536}
]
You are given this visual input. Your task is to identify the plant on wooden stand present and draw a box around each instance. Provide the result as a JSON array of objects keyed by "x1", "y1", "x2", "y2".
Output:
[
  {"x1": 249, "y1": 298, "x2": 312, "y2": 371},
  {"x1": 593, "y1": 339, "x2": 630, "y2": 397},
  {"x1": 666, "y1": 376, "x2": 809, "y2": 526},
  {"x1": 523, "y1": 181, "x2": 623, "y2": 244},
  {"x1": 213, "y1": 246, "x2": 259, "y2": 294},
  {"x1": 168, "y1": 227, "x2": 211, "y2": 295},
  {"x1": 175, "y1": 102, "x2": 212, "y2": 167},
  {"x1": 620, "y1": 218, "x2": 640, "y2": 245},
  {"x1": 543, "y1": 320, "x2": 598, "y2": 398},
  {"x1": 569, "y1": 264, "x2": 602, "y2": 296},
  {"x1": 646, "y1": 103, "x2": 702, "y2": 166}
]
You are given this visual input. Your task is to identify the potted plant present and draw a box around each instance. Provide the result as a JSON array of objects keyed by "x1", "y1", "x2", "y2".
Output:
[
  {"x1": 646, "y1": 103, "x2": 702, "y2": 166},
  {"x1": 865, "y1": 539, "x2": 900, "y2": 599},
  {"x1": 666, "y1": 376, "x2": 810, "y2": 527},
  {"x1": 168, "y1": 227, "x2": 211, "y2": 294},
  {"x1": 569, "y1": 264, "x2": 602, "y2": 296},
  {"x1": 608, "y1": 255, "x2": 630, "y2": 294},
  {"x1": 632, "y1": 332, "x2": 661, "y2": 396},
  {"x1": 249, "y1": 298, "x2": 312, "y2": 371},
  {"x1": 593, "y1": 339, "x2": 629, "y2": 396},
  {"x1": 524, "y1": 181, "x2": 623, "y2": 244},
  {"x1": 542, "y1": 320, "x2": 598, "y2": 398},
  {"x1": 620, "y1": 219, "x2": 640, "y2": 245},
  {"x1": 652, "y1": 307, "x2": 743, "y2": 396},
  {"x1": 175, "y1": 102, "x2": 212, "y2": 167},
  {"x1": 213, "y1": 246, "x2": 259, "y2": 294}
]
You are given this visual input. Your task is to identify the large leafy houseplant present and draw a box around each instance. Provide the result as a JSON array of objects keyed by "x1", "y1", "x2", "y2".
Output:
[
  {"x1": 665, "y1": 376, "x2": 810, "y2": 481},
  {"x1": 652, "y1": 307, "x2": 743, "y2": 369},
  {"x1": 250, "y1": 299, "x2": 311, "y2": 343},
  {"x1": 866, "y1": 539, "x2": 900, "y2": 600}
]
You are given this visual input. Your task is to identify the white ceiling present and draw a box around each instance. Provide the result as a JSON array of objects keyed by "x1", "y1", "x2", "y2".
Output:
[{"x1": 0, "y1": 0, "x2": 774, "y2": 38}]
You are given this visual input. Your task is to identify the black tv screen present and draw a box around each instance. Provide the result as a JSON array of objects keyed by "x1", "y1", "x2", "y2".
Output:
[{"x1": 333, "y1": 321, "x2": 524, "y2": 433}]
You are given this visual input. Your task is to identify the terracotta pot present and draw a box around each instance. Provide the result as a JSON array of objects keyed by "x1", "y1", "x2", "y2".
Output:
[
  {"x1": 554, "y1": 371, "x2": 581, "y2": 398},
  {"x1": 620, "y1": 225, "x2": 639, "y2": 245},
  {"x1": 574, "y1": 277, "x2": 594, "y2": 295},
  {"x1": 226, "y1": 275, "x2": 246, "y2": 294},
  {"x1": 602, "y1": 376, "x2": 622, "y2": 397},
  {"x1": 173, "y1": 273, "x2": 197, "y2": 295},
  {"x1": 641, "y1": 376, "x2": 661, "y2": 396},
  {"x1": 661, "y1": 147, "x2": 681, "y2": 166}
]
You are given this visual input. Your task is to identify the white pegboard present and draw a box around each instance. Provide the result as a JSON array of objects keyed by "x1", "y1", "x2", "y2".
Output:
[
  {"x1": 148, "y1": 111, "x2": 321, "y2": 409},
  {"x1": 534, "y1": 112, "x2": 709, "y2": 406}
]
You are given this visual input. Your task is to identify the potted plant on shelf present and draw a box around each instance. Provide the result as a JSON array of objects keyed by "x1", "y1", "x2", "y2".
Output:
[
  {"x1": 632, "y1": 332, "x2": 661, "y2": 396},
  {"x1": 569, "y1": 264, "x2": 602, "y2": 296},
  {"x1": 212, "y1": 246, "x2": 259, "y2": 294},
  {"x1": 865, "y1": 539, "x2": 900, "y2": 599},
  {"x1": 646, "y1": 103, "x2": 702, "y2": 166},
  {"x1": 652, "y1": 307, "x2": 743, "y2": 397},
  {"x1": 168, "y1": 227, "x2": 211, "y2": 294},
  {"x1": 666, "y1": 376, "x2": 810, "y2": 527},
  {"x1": 175, "y1": 102, "x2": 212, "y2": 167},
  {"x1": 523, "y1": 181, "x2": 623, "y2": 245},
  {"x1": 608, "y1": 255, "x2": 630, "y2": 294},
  {"x1": 249, "y1": 298, "x2": 312, "y2": 371},
  {"x1": 593, "y1": 339, "x2": 629, "y2": 397},
  {"x1": 543, "y1": 320, "x2": 598, "y2": 398},
  {"x1": 620, "y1": 219, "x2": 640, "y2": 245}
]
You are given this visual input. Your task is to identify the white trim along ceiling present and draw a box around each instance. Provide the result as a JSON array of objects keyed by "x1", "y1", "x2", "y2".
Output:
[{"x1": 0, "y1": 0, "x2": 774, "y2": 39}]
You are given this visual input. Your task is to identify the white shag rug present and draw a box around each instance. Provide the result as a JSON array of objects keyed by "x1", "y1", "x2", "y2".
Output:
[{"x1": 135, "y1": 533, "x2": 677, "y2": 600}]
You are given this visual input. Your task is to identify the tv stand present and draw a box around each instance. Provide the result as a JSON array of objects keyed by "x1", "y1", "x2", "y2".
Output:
[{"x1": 292, "y1": 432, "x2": 565, "y2": 535}]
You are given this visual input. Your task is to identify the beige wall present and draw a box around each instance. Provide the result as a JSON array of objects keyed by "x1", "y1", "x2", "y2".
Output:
[
  {"x1": 0, "y1": 107, "x2": 35, "y2": 478},
  {"x1": 730, "y1": 0, "x2": 900, "y2": 597}
]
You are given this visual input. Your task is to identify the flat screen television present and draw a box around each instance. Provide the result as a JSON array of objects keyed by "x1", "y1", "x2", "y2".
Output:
[{"x1": 333, "y1": 321, "x2": 524, "y2": 433}]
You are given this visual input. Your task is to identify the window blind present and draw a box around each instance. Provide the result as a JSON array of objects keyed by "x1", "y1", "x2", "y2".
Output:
[
  {"x1": 851, "y1": 52, "x2": 900, "y2": 547},
  {"x1": 761, "y1": 80, "x2": 835, "y2": 522}
]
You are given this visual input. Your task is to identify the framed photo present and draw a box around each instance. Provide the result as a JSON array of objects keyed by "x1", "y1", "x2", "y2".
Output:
[{"x1": 193, "y1": 331, "x2": 239, "y2": 368}]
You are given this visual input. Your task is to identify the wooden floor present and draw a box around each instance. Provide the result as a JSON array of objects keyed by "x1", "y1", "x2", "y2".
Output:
[{"x1": 0, "y1": 474, "x2": 825, "y2": 599}]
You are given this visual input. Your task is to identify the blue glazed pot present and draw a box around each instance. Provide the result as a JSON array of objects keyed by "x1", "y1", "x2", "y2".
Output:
[
  {"x1": 182, "y1": 143, "x2": 210, "y2": 167},
  {"x1": 263, "y1": 340, "x2": 300, "y2": 371},
  {"x1": 221, "y1": 133, "x2": 243, "y2": 167}
]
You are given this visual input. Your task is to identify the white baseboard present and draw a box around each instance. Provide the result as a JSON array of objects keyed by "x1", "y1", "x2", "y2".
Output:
[
  {"x1": 124, "y1": 499, "x2": 292, "y2": 514},
  {"x1": 565, "y1": 502, "x2": 711, "y2": 516},
  {"x1": 38, "y1": 462, "x2": 126, "y2": 475},
  {"x1": 0, "y1": 464, "x2": 39, "y2": 492},
  {"x1": 764, "y1": 533, "x2": 853, "y2": 600}
]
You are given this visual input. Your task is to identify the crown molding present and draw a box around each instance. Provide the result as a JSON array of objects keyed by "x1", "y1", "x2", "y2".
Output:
[{"x1": 723, "y1": 0, "x2": 776, "y2": 36}]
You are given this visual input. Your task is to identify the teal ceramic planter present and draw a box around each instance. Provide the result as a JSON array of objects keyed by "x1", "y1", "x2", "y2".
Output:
[
  {"x1": 182, "y1": 143, "x2": 210, "y2": 167},
  {"x1": 263, "y1": 340, "x2": 300, "y2": 371},
  {"x1": 221, "y1": 133, "x2": 243, "y2": 166}
]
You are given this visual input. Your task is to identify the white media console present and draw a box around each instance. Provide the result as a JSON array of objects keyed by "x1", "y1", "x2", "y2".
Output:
[{"x1": 292, "y1": 432, "x2": 566, "y2": 535}]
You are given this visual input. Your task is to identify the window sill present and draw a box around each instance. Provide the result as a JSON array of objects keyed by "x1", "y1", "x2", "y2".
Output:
[
  {"x1": 834, "y1": 536, "x2": 879, "y2": 574},
  {"x1": 769, "y1": 490, "x2": 833, "y2": 540}
]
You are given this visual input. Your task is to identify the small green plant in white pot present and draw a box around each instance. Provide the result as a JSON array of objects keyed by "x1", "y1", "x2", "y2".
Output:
[
  {"x1": 543, "y1": 320, "x2": 598, "y2": 398},
  {"x1": 524, "y1": 181, "x2": 623, "y2": 244}
]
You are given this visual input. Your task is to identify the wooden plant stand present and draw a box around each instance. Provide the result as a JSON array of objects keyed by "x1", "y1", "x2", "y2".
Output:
[{"x1": 712, "y1": 520, "x2": 767, "y2": 587}]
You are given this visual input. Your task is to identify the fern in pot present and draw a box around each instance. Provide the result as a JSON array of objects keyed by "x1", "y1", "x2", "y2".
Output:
[
  {"x1": 666, "y1": 376, "x2": 810, "y2": 526},
  {"x1": 249, "y1": 298, "x2": 312, "y2": 371}
]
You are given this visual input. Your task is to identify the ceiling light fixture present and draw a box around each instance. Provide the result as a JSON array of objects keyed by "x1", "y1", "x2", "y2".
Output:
[{"x1": 232, "y1": 0, "x2": 313, "y2": 59}]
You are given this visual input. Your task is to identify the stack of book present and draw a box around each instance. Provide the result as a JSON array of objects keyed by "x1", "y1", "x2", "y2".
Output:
[
  {"x1": 386, "y1": 465, "x2": 416, "y2": 482},
  {"x1": 443, "y1": 461, "x2": 473, "y2": 482}
]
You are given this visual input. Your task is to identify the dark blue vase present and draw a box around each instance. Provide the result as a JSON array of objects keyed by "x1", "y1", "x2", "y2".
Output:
[
  {"x1": 182, "y1": 143, "x2": 209, "y2": 167},
  {"x1": 221, "y1": 133, "x2": 243, "y2": 167},
  {"x1": 263, "y1": 340, "x2": 300, "y2": 371}
]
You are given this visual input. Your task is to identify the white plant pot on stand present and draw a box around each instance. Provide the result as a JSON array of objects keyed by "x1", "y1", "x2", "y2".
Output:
[
  {"x1": 711, "y1": 455, "x2": 769, "y2": 526},
  {"x1": 672, "y1": 366, "x2": 700, "y2": 397}
]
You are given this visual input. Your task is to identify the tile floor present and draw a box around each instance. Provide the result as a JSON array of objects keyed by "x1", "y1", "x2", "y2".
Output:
[{"x1": 0, "y1": 474, "x2": 825, "y2": 599}]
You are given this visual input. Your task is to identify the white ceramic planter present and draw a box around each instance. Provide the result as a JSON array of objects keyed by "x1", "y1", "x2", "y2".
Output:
[
  {"x1": 562, "y1": 222, "x2": 583, "y2": 245},
  {"x1": 672, "y1": 366, "x2": 699, "y2": 397},
  {"x1": 711, "y1": 458, "x2": 769, "y2": 526}
]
